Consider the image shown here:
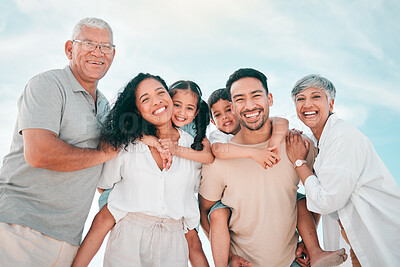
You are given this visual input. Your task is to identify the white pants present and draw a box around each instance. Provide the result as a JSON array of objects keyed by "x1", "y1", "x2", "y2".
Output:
[
  {"x1": 0, "y1": 222, "x2": 78, "y2": 267},
  {"x1": 104, "y1": 212, "x2": 189, "y2": 267}
]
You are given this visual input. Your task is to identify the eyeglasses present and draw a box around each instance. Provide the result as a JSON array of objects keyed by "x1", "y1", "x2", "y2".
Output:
[{"x1": 72, "y1": 40, "x2": 115, "y2": 54}]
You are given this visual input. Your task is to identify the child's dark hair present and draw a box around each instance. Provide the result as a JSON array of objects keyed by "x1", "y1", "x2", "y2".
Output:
[
  {"x1": 169, "y1": 80, "x2": 210, "y2": 151},
  {"x1": 101, "y1": 73, "x2": 169, "y2": 149},
  {"x1": 207, "y1": 88, "x2": 230, "y2": 120},
  {"x1": 225, "y1": 68, "x2": 268, "y2": 99}
]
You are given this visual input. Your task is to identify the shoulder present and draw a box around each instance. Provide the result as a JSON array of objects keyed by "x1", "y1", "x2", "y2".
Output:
[
  {"x1": 324, "y1": 116, "x2": 366, "y2": 146},
  {"x1": 26, "y1": 69, "x2": 67, "y2": 93},
  {"x1": 178, "y1": 128, "x2": 194, "y2": 147},
  {"x1": 209, "y1": 129, "x2": 232, "y2": 144}
]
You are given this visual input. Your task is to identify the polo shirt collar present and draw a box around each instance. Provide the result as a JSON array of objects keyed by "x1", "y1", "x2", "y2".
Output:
[{"x1": 63, "y1": 65, "x2": 94, "y2": 94}]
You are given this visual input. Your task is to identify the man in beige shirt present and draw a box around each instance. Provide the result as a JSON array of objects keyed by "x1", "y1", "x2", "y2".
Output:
[{"x1": 199, "y1": 68, "x2": 316, "y2": 267}]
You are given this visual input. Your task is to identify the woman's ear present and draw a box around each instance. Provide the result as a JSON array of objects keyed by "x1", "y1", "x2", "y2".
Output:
[{"x1": 329, "y1": 99, "x2": 335, "y2": 113}]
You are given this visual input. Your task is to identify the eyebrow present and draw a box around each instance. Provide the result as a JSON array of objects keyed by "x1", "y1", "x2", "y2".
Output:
[{"x1": 139, "y1": 87, "x2": 165, "y2": 101}]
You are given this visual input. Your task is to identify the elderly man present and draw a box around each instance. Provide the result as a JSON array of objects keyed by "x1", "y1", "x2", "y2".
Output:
[
  {"x1": 0, "y1": 17, "x2": 117, "y2": 266},
  {"x1": 199, "y1": 68, "x2": 318, "y2": 267}
]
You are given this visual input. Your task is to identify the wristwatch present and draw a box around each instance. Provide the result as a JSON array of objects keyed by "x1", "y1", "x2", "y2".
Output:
[{"x1": 294, "y1": 159, "x2": 307, "y2": 169}]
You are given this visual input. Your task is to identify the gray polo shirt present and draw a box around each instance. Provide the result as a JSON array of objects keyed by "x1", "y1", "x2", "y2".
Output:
[{"x1": 0, "y1": 66, "x2": 110, "y2": 246}]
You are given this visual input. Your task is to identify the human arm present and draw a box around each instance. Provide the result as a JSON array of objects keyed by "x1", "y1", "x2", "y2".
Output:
[
  {"x1": 23, "y1": 129, "x2": 118, "y2": 172},
  {"x1": 286, "y1": 131, "x2": 358, "y2": 214},
  {"x1": 185, "y1": 229, "x2": 209, "y2": 267},
  {"x1": 268, "y1": 116, "x2": 289, "y2": 157},
  {"x1": 211, "y1": 142, "x2": 279, "y2": 169},
  {"x1": 159, "y1": 137, "x2": 214, "y2": 164},
  {"x1": 198, "y1": 194, "x2": 218, "y2": 238}
]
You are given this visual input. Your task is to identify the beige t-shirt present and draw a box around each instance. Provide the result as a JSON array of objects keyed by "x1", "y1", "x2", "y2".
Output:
[{"x1": 199, "y1": 139, "x2": 317, "y2": 267}]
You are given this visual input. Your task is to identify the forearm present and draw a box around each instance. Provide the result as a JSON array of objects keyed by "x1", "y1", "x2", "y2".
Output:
[
  {"x1": 23, "y1": 129, "x2": 114, "y2": 172},
  {"x1": 175, "y1": 146, "x2": 214, "y2": 164},
  {"x1": 270, "y1": 116, "x2": 289, "y2": 136},
  {"x1": 295, "y1": 164, "x2": 314, "y2": 185},
  {"x1": 211, "y1": 143, "x2": 253, "y2": 160},
  {"x1": 198, "y1": 195, "x2": 214, "y2": 239}
]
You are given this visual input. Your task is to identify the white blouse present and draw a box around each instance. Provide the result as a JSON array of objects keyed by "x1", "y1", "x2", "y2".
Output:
[
  {"x1": 98, "y1": 129, "x2": 202, "y2": 231},
  {"x1": 304, "y1": 113, "x2": 400, "y2": 266}
]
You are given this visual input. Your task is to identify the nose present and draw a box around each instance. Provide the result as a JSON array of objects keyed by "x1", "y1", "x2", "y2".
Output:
[
  {"x1": 304, "y1": 97, "x2": 313, "y2": 108},
  {"x1": 244, "y1": 98, "x2": 257, "y2": 110},
  {"x1": 152, "y1": 94, "x2": 163, "y2": 106},
  {"x1": 91, "y1": 45, "x2": 103, "y2": 57}
]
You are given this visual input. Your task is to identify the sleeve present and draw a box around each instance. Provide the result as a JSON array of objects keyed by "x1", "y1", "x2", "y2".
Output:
[
  {"x1": 208, "y1": 130, "x2": 231, "y2": 145},
  {"x1": 18, "y1": 73, "x2": 64, "y2": 135},
  {"x1": 304, "y1": 133, "x2": 360, "y2": 215},
  {"x1": 305, "y1": 136, "x2": 318, "y2": 168},
  {"x1": 199, "y1": 162, "x2": 226, "y2": 201},
  {"x1": 98, "y1": 149, "x2": 125, "y2": 189}
]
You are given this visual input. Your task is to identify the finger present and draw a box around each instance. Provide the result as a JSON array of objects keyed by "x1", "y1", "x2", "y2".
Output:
[
  {"x1": 289, "y1": 130, "x2": 294, "y2": 141},
  {"x1": 265, "y1": 161, "x2": 273, "y2": 168},
  {"x1": 267, "y1": 145, "x2": 277, "y2": 151},
  {"x1": 166, "y1": 156, "x2": 172, "y2": 171},
  {"x1": 304, "y1": 139, "x2": 310, "y2": 150}
]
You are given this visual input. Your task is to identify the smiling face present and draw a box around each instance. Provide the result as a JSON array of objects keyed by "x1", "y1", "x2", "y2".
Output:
[
  {"x1": 295, "y1": 87, "x2": 334, "y2": 139},
  {"x1": 230, "y1": 77, "x2": 273, "y2": 131},
  {"x1": 171, "y1": 89, "x2": 199, "y2": 128},
  {"x1": 65, "y1": 25, "x2": 115, "y2": 90},
  {"x1": 210, "y1": 99, "x2": 240, "y2": 134},
  {"x1": 135, "y1": 78, "x2": 173, "y2": 127}
]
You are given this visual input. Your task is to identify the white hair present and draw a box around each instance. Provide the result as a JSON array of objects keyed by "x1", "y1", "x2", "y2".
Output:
[
  {"x1": 291, "y1": 74, "x2": 336, "y2": 102},
  {"x1": 71, "y1": 17, "x2": 113, "y2": 43}
]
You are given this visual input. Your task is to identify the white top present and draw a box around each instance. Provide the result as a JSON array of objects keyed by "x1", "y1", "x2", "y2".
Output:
[
  {"x1": 208, "y1": 129, "x2": 234, "y2": 145},
  {"x1": 304, "y1": 113, "x2": 400, "y2": 266},
  {"x1": 98, "y1": 129, "x2": 202, "y2": 231}
]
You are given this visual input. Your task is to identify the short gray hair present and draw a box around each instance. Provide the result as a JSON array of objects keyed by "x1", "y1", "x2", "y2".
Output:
[
  {"x1": 71, "y1": 17, "x2": 113, "y2": 43},
  {"x1": 291, "y1": 74, "x2": 336, "y2": 102}
]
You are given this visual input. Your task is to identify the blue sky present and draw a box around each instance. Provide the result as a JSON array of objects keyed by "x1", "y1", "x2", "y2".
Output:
[{"x1": 1, "y1": 0, "x2": 399, "y2": 266}]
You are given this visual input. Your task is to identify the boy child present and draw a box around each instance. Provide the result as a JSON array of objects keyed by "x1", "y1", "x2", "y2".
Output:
[{"x1": 204, "y1": 88, "x2": 347, "y2": 267}]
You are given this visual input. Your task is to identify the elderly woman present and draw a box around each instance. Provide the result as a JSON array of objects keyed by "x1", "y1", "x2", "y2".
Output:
[{"x1": 286, "y1": 74, "x2": 400, "y2": 267}]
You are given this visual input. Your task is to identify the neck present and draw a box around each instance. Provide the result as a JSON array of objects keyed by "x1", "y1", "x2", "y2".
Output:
[
  {"x1": 70, "y1": 66, "x2": 98, "y2": 99},
  {"x1": 156, "y1": 121, "x2": 178, "y2": 139},
  {"x1": 233, "y1": 120, "x2": 272, "y2": 145}
]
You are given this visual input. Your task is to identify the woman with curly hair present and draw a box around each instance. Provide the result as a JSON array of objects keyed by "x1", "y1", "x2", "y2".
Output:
[{"x1": 72, "y1": 73, "x2": 208, "y2": 267}]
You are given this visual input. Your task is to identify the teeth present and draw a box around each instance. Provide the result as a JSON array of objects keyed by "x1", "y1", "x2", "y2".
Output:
[
  {"x1": 223, "y1": 121, "x2": 232, "y2": 126},
  {"x1": 244, "y1": 112, "x2": 259, "y2": 118},
  {"x1": 175, "y1": 116, "x2": 185, "y2": 121},
  {"x1": 153, "y1": 106, "x2": 166, "y2": 115},
  {"x1": 304, "y1": 111, "x2": 317, "y2": 116},
  {"x1": 89, "y1": 61, "x2": 103, "y2": 65}
]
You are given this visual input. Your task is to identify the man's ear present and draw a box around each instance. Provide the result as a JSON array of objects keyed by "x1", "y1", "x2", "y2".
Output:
[
  {"x1": 65, "y1": 40, "x2": 73, "y2": 60},
  {"x1": 267, "y1": 93, "x2": 273, "y2": 107}
]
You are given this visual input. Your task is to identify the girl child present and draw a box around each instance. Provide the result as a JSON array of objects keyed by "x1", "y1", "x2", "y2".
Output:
[{"x1": 72, "y1": 75, "x2": 209, "y2": 267}]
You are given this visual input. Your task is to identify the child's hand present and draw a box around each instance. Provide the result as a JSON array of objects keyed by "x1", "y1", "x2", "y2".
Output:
[
  {"x1": 141, "y1": 135, "x2": 163, "y2": 152},
  {"x1": 160, "y1": 148, "x2": 173, "y2": 171},
  {"x1": 267, "y1": 143, "x2": 281, "y2": 158},
  {"x1": 251, "y1": 147, "x2": 280, "y2": 169},
  {"x1": 159, "y1": 138, "x2": 178, "y2": 155}
]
